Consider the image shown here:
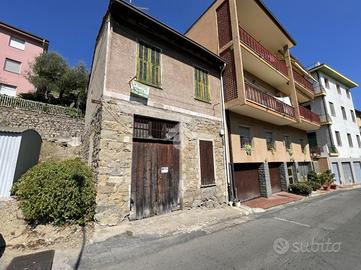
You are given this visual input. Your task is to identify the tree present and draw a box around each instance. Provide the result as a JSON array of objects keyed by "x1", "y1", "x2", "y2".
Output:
[
  {"x1": 25, "y1": 52, "x2": 89, "y2": 112},
  {"x1": 27, "y1": 52, "x2": 67, "y2": 100}
]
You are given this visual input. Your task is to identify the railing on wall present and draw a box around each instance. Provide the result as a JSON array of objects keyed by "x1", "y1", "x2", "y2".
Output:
[
  {"x1": 0, "y1": 94, "x2": 81, "y2": 117},
  {"x1": 299, "y1": 106, "x2": 320, "y2": 124},
  {"x1": 239, "y1": 26, "x2": 289, "y2": 77},
  {"x1": 245, "y1": 83, "x2": 295, "y2": 118},
  {"x1": 292, "y1": 69, "x2": 315, "y2": 93}
]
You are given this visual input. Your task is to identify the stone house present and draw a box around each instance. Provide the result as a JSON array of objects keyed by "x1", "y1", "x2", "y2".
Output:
[{"x1": 84, "y1": 0, "x2": 228, "y2": 225}]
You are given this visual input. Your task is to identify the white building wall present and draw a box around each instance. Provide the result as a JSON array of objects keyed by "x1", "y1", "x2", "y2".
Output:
[{"x1": 310, "y1": 71, "x2": 361, "y2": 159}]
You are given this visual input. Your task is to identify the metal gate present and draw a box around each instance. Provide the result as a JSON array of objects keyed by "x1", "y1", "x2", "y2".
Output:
[
  {"x1": 342, "y1": 162, "x2": 354, "y2": 184},
  {"x1": 130, "y1": 116, "x2": 180, "y2": 220},
  {"x1": 353, "y1": 162, "x2": 361, "y2": 183},
  {"x1": 0, "y1": 132, "x2": 22, "y2": 197},
  {"x1": 332, "y1": 162, "x2": 341, "y2": 185}
]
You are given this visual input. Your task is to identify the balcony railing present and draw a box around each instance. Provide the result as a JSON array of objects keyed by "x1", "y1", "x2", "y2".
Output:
[
  {"x1": 245, "y1": 83, "x2": 295, "y2": 118},
  {"x1": 293, "y1": 69, "x2": 315, "y2": 93},
  {"x1": 299, "y1": 106, "x2": 320, "y2": 125},
  {"x1": 239, "y1": 26, "x2": 288, "y2": 77}
]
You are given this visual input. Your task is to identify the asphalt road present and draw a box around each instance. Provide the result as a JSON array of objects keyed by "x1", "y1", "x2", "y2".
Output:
[{"x1": 79, "y1": 188, "x2": 361, "y2": 270}]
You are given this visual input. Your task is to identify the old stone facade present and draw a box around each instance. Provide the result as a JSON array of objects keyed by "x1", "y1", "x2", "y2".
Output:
[
  {"x1": 85, "y1": 0, "x2": 227, "y2": 226},
  {"x1": 86, "y1": 99, "x2": 227, "y2": 226}
]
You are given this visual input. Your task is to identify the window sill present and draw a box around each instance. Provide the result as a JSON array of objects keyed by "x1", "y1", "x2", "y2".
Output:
[
  {"x1": 201, "y1": 184, "x2": 216, "y2": 188},
  {"x1": 194, "y1": 97, "x2": 211, "y2": 104}
]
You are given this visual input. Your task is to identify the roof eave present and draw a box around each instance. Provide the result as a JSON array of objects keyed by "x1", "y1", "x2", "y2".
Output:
[{"x1": 309, "y1": 64, "x2": 359, "y2": 89}]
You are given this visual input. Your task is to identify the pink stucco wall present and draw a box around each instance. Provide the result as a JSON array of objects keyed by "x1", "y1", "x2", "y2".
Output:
[{"x1": 0, "y1": 26, "x2": 46, "y2": 95}]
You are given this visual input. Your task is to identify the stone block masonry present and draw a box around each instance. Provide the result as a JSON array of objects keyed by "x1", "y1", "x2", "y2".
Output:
[
  {"x1": 86, "y1": 98, "x2": 227, "y2": 226},
  {"x1": 259, "y1": 162, "x2": 272, "y2": 198},
  {"x1": 0, "y1": 95, "x2": 85, "y2": 161},
  {"x1": 280, "y1": 162, "x2": 289, "y2": 191}
]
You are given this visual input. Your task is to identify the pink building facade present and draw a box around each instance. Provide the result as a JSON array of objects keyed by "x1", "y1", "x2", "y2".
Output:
[{"x1": 0, "y1": 21, "x2": 49, "y2": 96}]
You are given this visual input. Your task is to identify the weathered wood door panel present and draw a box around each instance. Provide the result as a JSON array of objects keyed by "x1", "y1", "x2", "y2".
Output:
[
  {"x1": 131, "y1": 141, "x2": 179, "y2": 220},
  {"x1": 269, "y1": 163, "x2": 282, "y2": 194},
  {"x1": 234, "y1": 163, "x2": 261, "y2": 202}
]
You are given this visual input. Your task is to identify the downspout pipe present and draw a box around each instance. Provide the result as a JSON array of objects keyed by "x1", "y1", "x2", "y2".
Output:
[{"x1": 219, "y1": 63, "x2": 233, "y2": 203}]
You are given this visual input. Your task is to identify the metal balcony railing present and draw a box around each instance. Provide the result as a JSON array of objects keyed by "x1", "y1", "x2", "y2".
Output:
[
  {"x1": 292, "y1": 69, "x2": 315, "y2": 93},
  {"x1": 245, "y1": 83, "x2": 295, "y2": 118},
  {"x1": 239, "y1": 26, "x2": 288, "y2": 77},
  {"x1": 299, "y1": 106, "x2": 321, "y2": 124}
]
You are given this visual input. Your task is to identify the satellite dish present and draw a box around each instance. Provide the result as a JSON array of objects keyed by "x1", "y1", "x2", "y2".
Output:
[{"x1": 128, "y1": 0, "x2": 149, "y2": 11}]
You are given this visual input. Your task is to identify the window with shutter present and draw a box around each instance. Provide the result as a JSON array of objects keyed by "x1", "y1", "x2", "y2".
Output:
[
  {"x1": 199, "y1": 140, "x2": 215, "y2": 186},
  {"x1": 137, "y1": 42, "x2": 161, "y2": 87},
  {"x1": 194, "y1": 67, "x2": 210, "y2": 102}
]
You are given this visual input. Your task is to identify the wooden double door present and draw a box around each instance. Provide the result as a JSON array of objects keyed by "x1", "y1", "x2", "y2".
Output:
[{"x1": 131, "y1": 141, "x2": 180, "y2": 220}]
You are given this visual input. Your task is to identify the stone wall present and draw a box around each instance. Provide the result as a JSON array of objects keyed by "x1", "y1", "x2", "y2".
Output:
[
  {"x1": 88, "y1": 98, "x2": 227, "y2": 226},
  {"x1": 0, "y1": 97, "x2": 85, "y2": 162},
  {"x1": 0, "y1": 106, "x2": 84, "y2": 140}
]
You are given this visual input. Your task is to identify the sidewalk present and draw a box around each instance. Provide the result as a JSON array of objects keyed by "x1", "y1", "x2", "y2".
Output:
[{"x1": 243, "y1": 192, "x2": 304, "y2": 209}]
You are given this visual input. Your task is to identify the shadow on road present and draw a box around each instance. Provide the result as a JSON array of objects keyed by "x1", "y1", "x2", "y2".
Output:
[
  {"x1": 0, "y1": 234, "x2": 6, "y2": 259},
  {"x1": 74, "y1": 226, "x2": 87, "y2": 270}
]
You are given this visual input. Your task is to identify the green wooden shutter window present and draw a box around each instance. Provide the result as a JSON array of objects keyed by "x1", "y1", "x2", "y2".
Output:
[
  {"x1": 137, "y1": 42, "x2": 161, "y2": 87},
  {"x1": 194, "y1": 67, "x2": 210, "y2": 102}
]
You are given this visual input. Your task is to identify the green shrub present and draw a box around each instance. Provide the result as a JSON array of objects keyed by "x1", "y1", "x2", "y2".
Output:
[
  {"x1": 288, "y1": 182, "x2": 313, "y2": 196},
  {"x1": 319, "y1": 170, "x2": 335, "y2": 186},
  {"x1": 307, "y1": 171, "x2": 322, "y2": 191},
  {"x1": 12, "y1": 158, "x2": 96, "y2": 226}
]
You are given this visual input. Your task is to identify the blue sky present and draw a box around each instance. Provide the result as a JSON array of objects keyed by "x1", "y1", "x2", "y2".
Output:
[{"x1": 1, "y1": 0, "x2": 360, "y2": 109}]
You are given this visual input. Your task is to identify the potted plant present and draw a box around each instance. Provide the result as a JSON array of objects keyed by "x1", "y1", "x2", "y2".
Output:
[
  {"x1": 320, "y1": 170, "x2": 335, "y2": 191},
  {"x1": 268, "y1": 142, "x2": 276, "y2": 154},
  {"x1": 244, "y1": 144, "x2": 252, "y2": 156},
  {"x1": 286, "y1": 147, "x2": 293, "y2": 156}
]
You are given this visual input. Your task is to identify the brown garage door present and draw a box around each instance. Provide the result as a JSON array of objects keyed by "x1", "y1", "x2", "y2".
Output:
[
  {"x1": 269, "y1": 163, "x2": 282, "y2": 193},
  {"x1": 234, "y1": 163, "x2": 261, "y2": 202}
]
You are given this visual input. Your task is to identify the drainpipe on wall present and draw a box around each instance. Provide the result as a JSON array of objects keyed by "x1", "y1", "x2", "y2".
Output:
[{"x1": 219, "y1": 63, "x2": 234, "y2": 203}]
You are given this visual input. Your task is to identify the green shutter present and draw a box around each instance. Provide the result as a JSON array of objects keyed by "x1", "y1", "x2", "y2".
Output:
[
  {"x1": 137, "y1": 42, "x2": 161, "y2": 87},
  {"x1": 194, "y1": 67, "x2": 210, "y2": 102}
]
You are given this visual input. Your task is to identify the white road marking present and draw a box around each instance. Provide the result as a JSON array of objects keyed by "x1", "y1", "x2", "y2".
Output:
[{"x1": 273, "y1": 217, "x2": 311, "y2": 228}]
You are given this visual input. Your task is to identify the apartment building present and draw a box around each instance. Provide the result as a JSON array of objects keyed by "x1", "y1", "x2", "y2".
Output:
[
  {"x1": 307, "y1": 63, "x2": 361, "y2": 184},
  {"x1": 0, "y1": 21, "x2": 48, "y2": 96},
  {"x1": 85, "y1": 0, "x2": 227, "y2": 225},
  {"x1": 187, "y1": 0, "x2": 320, "y2": 202}
]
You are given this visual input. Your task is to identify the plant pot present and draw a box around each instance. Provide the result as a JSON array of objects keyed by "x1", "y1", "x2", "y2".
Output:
[
  {"x1": 330, "y1": 184, "x2": 337, "y2": 190},
  {"x1": 323, "y1": 185, "x2": 331, "y2": 191},
  {"x1": 234, "y1": 201, "x2": 241, "y2": 207}
]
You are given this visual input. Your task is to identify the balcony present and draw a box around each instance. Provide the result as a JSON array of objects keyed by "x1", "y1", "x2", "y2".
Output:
[
  {"x1": 227, "y1": 82, "x2": 297, "y2": 126},
  {"x1": 239, "y1": 27, "x2": 288, "y2": 77},
  {"x1": 245, "y1": 83, "x2": 295, "y2": 118},
  {"x1": 319, "y1": 114, "x2": 333, "y2": 125},
  {"x1": 314, "y1": 82, "x2": 326, "y2": 97},
  {"x1": 299, "y1": 106, "x2": 320, "y2": 124},
  {"x1": 239, "y1": 26, "x2": 290, "y2": 95},
  {"x1": 310, "y1": 146, "x2": 323, "y2": 158},
  {"x1": 293, "y1": 68, "x2": 315, "y2": 94}
]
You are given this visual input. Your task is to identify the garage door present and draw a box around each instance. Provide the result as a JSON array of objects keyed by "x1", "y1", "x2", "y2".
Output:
[
  {"x1": 269, "y1": 163, "x2": 282, "y2": 193},
  {"x1": 234, "y1": 163, "x2": 261, "y2": 202},
  {"x1": 353, "y1": 162, "x2": 361, "y2": 184},
  {"x1": 332, "y1": 163, "x2": 341, "y2": 185},
  {"x1": 342, "y1": 162, "x2": 354, "y2": 184}
]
